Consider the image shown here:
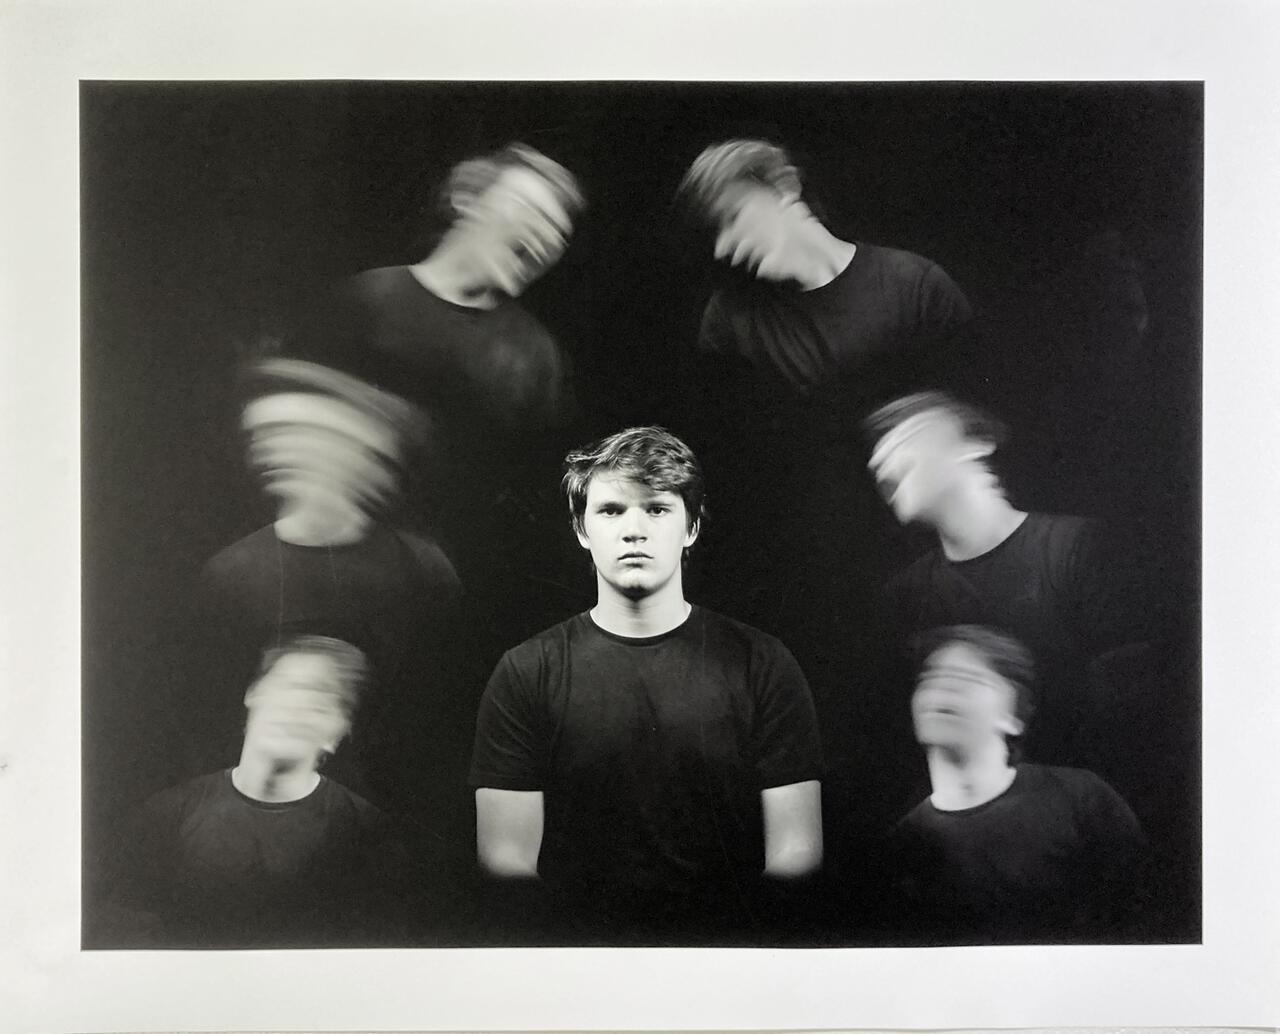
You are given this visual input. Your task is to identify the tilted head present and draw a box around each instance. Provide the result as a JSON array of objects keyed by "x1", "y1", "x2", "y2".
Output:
[
  {"x1": 676, "y1": 139, "x2": 815, "y2": 281},
  {"x1": 438, "y1": 142, "x2": 585, "y2": 298},
  {"x1": 239, "y1": 358, "x2": 428, "y2": 518},
  {"x1": 910, "y1": 624, "x2": 1036, "y2": 766},
  {"x1": 562, "y1": 426, "x2": 706, "y2": 601},
  {"x1": 243, "y1": 635, "x2": 371, "y2": 766},
  {"x1": 862, "y1": 391, "x2": 1009, "y2": 525}
]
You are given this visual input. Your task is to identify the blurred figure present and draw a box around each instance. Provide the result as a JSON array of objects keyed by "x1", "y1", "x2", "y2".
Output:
[
  {"x1": 195, "y1": 358, "x2": 462, "y2": 815},
  {"x1": 469, "y1": 427, "x2": 823, "y2": 945},
  {"x1": 863, "y1": 390, "x2": 1149, "y2": 767},
  {"x1": 298, "y1": 142, "x2": 588, "y2": 651},
  {"x1": 883, "y1": 626, "x2": 1148, "y2": 944},
  {"x1": 670, "y1": 145, "x2": 975, "y2": 863},
  {"x1": 676, "y1": 138, "x2": 972, "y2": 395},
  {"x1": 91, "y1": 636, "x2": 412, "y2": 948}
]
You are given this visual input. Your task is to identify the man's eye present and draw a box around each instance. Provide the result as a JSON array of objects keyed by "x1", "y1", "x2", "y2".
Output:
[{"x1": 647, "y1": 506, "x2": 670, "y2": 515}]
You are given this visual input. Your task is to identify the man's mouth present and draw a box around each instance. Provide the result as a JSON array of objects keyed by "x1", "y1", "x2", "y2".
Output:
[{"x1": 619, "y1": 552, "x2": 652, "y2": 561}]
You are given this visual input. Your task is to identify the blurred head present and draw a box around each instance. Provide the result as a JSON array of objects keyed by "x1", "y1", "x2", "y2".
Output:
[
  {"x1": 439, "y1": 143, "x2": 584, "y2": 298},
  {"x1": 676, "y1": 139, "x2": 814, "y2": 281},
  {"x1": 240, "y1": 359, "x2": 426, "y2": 518},
  {"x1": 863, "y1": 391, "x2": 1008, "y2": 525},
  {"x1": 563, "y1": 427, "x2": 705, "y2": 600},
  {"x1": 243, "y1": 635, "x2": 370, "y2": 766},
  {"x1": 911, "y1": 625, "x2": 1036, "y2": 765}
]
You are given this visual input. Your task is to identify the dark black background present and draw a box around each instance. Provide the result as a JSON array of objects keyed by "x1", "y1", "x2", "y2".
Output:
[{"x1": 82, "y1": 81, "x2": 1201, "y2": 945}]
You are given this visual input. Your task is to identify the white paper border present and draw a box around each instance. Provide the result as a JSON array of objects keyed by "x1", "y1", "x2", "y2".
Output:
[{"x1": 2, "y1": 1, "x2": 1278, "y2": 1031}]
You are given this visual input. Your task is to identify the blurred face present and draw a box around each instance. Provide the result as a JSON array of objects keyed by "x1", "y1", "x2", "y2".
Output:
[
  {"x1": 709, "y1": 180, "x2": 806, "y2": 282},
  {"x1": 867, "y1": 410, "x2": 982, "y2": 525},
  {"x1": 576, "y1": 474, "x2": 698, "y2": 602},
  {"x1": 243, "y1": 393, "x2": 399, "y2": 513},
  {"x1": 912, "y1": 642, "x2": 1023, "y2": 755},
  {"x1": 244, "y1": 652, "x2": 352, "y2": 764},
  {"x1": 457, "y1": 166, "x2": 573, "y2": 297}
]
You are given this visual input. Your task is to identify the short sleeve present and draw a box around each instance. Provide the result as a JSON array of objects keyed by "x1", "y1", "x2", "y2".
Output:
[
  {"x1": 750, "y1": 637, "x2": 824, "y2": 790},
  {"x1": 468, "y1": 650, "x2": 547, "y2": 791}
]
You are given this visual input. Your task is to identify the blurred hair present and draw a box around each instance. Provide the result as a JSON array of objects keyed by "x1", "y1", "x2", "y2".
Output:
[
  {"x1": 238, "y1": 357, "x2": 432, "y2": 456},
  {"x1": 256, "y1": 634, "x2": 371, "y2": 722},
  {"x1": 562, "y1": 426, "x2": 707, "y2": 538},
  {"x1": 912, "y1": 624, "x2": 1036, "y2": 765},
  {"x1": 675, "y1": 139, "x2": 805, "y2": 226},
  {"x1": 861, "y1": 390, "x2": 1009, "y2": 453},
  {"x1": 439, "y1": 142, "x2": 586, "y2": 224}
]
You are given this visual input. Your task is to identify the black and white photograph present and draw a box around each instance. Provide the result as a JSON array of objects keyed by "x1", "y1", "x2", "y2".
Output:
[
  {"x1": 3, "y1": 1, "x2": 1279, "y2": 1031},
  {"x1": 80, "y1": 79, "x2": 1201, "y2": 950}
]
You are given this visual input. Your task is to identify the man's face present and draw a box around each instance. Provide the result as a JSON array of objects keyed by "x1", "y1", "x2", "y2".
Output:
[
  {"x1": 243, "y1": 393, "x2": 399, "y2": 513},
  {"x1": 458, "y1": 166, "x2": 573, "y2": 298},
  {"x1": 911, "y1": 642, "x2": 1022, "y2": 754},
  {"x1": 709, "y1": 180, "x2": 804, "y2": 283},
  {"x1": 867, "y1": 410, "x2": 976, "y2": 525},
  {"x1": 244, "y1": 652, "x2": 351, "y2": 765},
  {"x1": 576, "y1": 474, "x2": 698, "y2": 602}
]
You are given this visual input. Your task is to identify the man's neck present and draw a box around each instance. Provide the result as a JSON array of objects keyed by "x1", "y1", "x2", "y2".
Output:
[
  {"x1": 788, "y1": 220, "x2": 857, "y2": 292},
  {"x1": 933, "y1": 485, "x2": 1028, "y2": 562},
  {"x1": 274, "y1": 500, "x2": 371, "y2": 547},
  {"x1": 410, "y1": 239, "x2": 501, "y2": 310},
  {"x1": 926, "y1": 742, "x2": 1017, "y2": 811},
  {"x1": 590, "y1": 581, "x2": 691, "y2": 639},
  {"x1": 231, "y1": 749, "x2": 321, "y2": 804}
]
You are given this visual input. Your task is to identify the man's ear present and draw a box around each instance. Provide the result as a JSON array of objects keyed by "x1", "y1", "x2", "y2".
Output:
[
  {"x1": 575, "y1": 521, "x2": 590, "y2": 550},
  {"x1": 684, "y1": 519, "x2": 701, "y2": 548}
]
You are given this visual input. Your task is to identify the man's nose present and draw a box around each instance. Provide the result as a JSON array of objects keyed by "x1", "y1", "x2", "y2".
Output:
[{"x1": 621, "y1": 513, "x2": 648, "y2": 539}]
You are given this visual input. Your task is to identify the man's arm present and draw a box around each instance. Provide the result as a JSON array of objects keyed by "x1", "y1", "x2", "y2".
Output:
[
  {"x1": 761, "y1": 779, "x2": 823, "y2": 879},
  {"x1": 475, "y1": 788, "x2": 544, "y2": 879}
]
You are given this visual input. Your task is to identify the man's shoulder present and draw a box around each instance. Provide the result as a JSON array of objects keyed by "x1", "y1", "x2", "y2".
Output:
[
  {"x1": 696, "y1": 606, "x2": 785, "y2": 646},
  {"x1": 317, "y1": 776, "x2": 385, "y2": 822},
  {"x1": 386, "y1": 528, "x2": 462, "y2": 590},
  {"x1": 1018, "y1": 762, "x2": 1108, "y2": 799},
  {"x1": 142, "y1": 770, "x2": 229, "y2": 818},
  {"x1": 856, "y1": 241, "x2": 942, "y2": 279},
  {"x1": 202, "y1": 527, "x2": 276, "y2": 581},
  {"x1": 1018, "y1": 512, "x2": 1098, "y2": 557},
  {"x1": 498, "y1": 613, "x2": 589, "y2": 665}
]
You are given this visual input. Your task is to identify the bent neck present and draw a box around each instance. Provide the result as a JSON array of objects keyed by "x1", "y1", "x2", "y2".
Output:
[
  {"x1": 411, "y1": 239, "x2": 502, "y2": 310},
  {"x1": 925, "y1": 740, "x2": 1017, "y2": 811},
  {"x1": 788, "y1": 218, "x2": 857, "y2": 291},
  {"x1": 933, "y1": 484, "x2": 1027, "y2": 562},
  {"x1": 274, "y1": 499, "x2": 371, "y2": 547},
  {"x1": 231, "y1": 748, "x2": 322, "y2": 803}
]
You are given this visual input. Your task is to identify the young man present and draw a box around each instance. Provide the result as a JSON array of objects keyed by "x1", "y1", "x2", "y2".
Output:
[
  {"x1": 92, "y1": 636, "x2": 409, "y2": 948},
  {"x1": 884, "y1": 625, "x2": 1147, "y2": 944},
  {"x1": 676, "y1": 138, "x2": 972, "y2": 395},
  {"x1": 196, "y1": 358, "x2": 462, "y2": 808},
  {"x1": 863, "y1": 390, "x2": 1146, "y2": 766},
  {"x1": 297, "y1": 142, "x2": 588, "y2": 654},
  {"x1": 468, "y1": 426, "x2": 824, "y2": 944}
]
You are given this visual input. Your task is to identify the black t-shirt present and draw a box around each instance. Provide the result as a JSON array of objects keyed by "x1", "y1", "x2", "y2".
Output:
[
  {"x1": 884, "y1": 763, "x2": 1147, "y2": 943},
  {"x1": 306, "y1": 265, "x2": 574, "y2": 426},
  {"x1": 698, "y1": 241, "x2": 972, "y2": 394},
  {"x1": 295, "y1": 266, "x2": 582, "y2": 641},
  {"x1": 98, "y1": 770, "x2": 409, "y2": 948},
  {"x1": 885, "y1": 512, "x2": 1141, "y2": 762},
  {"x1": 469, "y1": 607, "x2": 823, "y2": 934},
  {"x1": 191, "y1": 523, "x2": 463, "y2": 786}
]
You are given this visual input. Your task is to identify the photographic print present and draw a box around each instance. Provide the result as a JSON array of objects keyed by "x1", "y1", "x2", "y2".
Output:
[{"x1": 80, "y1": 79, "x2": 1202, "y2": 952}]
